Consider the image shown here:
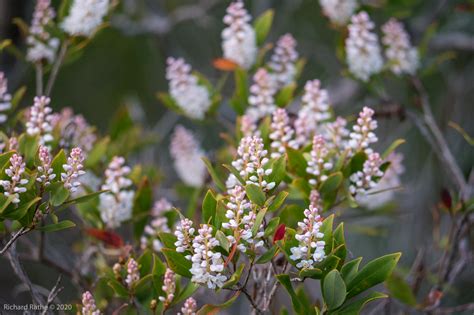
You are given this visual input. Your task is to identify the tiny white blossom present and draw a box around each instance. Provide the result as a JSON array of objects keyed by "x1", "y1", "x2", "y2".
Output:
[
  {"x1": 246, "y1": 68, "x2": 277, "y2": 121},
  {"x1": 166, "y1": 57, "x2": 211, "y2": 120},
  {"x1": 26, "y1": 96, "x2": 54, "y2": 145},
  {"x1": 270, "y1": 108, "x2": 297, "y2": 158},
  {"x1": 61, "y1": 147, "x2": 86, "y2": 193},
  {"x1": 170, "y1": 126, "x2": 207, "y2": 187},
  {"x1": 125, "y1": 258, "x2": 140, "y2": 288},
  {"x1": 62, "y1": 0, "x2": 109, "y2": 37},
  {"x1": 319, "y1": 0, "x2": 358, "y2": 26},
  {"x1": 37, "y1": 145, "x2": 56, "y2": 186},
  {"x1": 221, "y1": 1, "x2": 257, "y2": 69},
  {"x1": 140, "y1": 216, "x2": 170, "y2": 252},
  {"x1": 307, "y1": 135, "x2": 333, "y2": 186},
  {"x1": 178, "y1": 297, "x2": 197, "y2": 315},
  {"x1": 322, "y1": 116, "x2": 350, "y2": 151},
  {"x1": 346, "y1": 106, "x2": 378, "y2": 154},
  {"x1": 382, "y1": 18, "x2": 419, "y2": 75},
  {"x1": 349, "y1": 152, "x2": 384, "y2": 196},
  {"x1": 174, "y1": 217, "x2": 195, "y2": 253},
  {"x1": 269, "y1": 33, "x2": 298, "y2": 89},
  {"x1": 0, "y1": 154, "x2": 29, "y2": 204},
  {"x1": 0, "y1": 72, "x2": 12, "y2": 124},
  {"x1": 345, "y1": 11, "x2": 383, "y2": 81},
  {"x1": 290, "y1": 205, "x2": 326, "y2": 269},
  {"x1": 158, "y1": 268, "x2": 176, "y2": 307},
  {"x1": 81, "y1": 291, "x2": 101, "y2": 315}
]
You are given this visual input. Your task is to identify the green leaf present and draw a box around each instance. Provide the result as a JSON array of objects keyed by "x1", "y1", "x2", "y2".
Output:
[
  {"x1": 299, "y1": 268, "x2": 323, "y2": 279},
  {"x1": 162, "y1": 248, "x2": 192, "y2": 278},
  {"x1": 202, "y1": 158, "x2": 225, "y2": 191},
  {"x1": 320, "y1": 214, "x2": 334, "y2": 254},
  {"x1": 252, "y1": 208, "x2": 267, "y2": 236},
  {"x1": 230, "y1": 68, "x2": 249, "y2": 115},
  {"x1": 197, "y1": 292, "x2": 240, "y2": 315},
  {"x1": 107, "y1": 278, "x2": 129, "y2": 298},
  {"x1": 256, "y1": 245, "x2": 278, "y2": 264},
  {"x1": 36, "y1": 220, "x2": 76, "y2": 232},
  {"x1": 275, "y1": 83, "x2": 297, "y2": 107},
  {"x1": 317, "y1": 255, "x2": 341, "y2": 276},
  {"x1": 223, "y1": 164, "x2": 246, "y2": 186},
  {"x1": 51, "y1": 149, "x2": 67, "y2": 180},
  {"x1": 133, "y1": 178, "x2": 153, "y2": 240},
  {"x1": 268, "y1": 156, "x2": 286, "y2": 186},
  {"x1": 348, "y1": 152, "x2": 367, "y2": 175},
  {"x1": 382, "y1": 139, "x2": 405, "y2": 159},
  {"x1": 65, "y1": 190, "x2": 107, "y2": 205},
  {"x1": 158, "y1": 232, "x2": 177, "y2": 249},
  {"x1": 286, "y1": 147, "x2": 308, "y2": 177},
  {"x1": 328, "y1": 291, "x2": 387, "y2": 315},
  {"x1": 215, "y1": 230, "x2": 230, "y2": 252},
  {"x1": 246, "y1": 185, "x2": 266, "y2": 207},
  {"x1": 264, "y1": 217, "x2": 280, "y2": 237},
  {"x1": 172, "y1": 282, "x2": 199, "y2": 306},
  {"x1": 0, "y1": 151, "x2": 15, "y2": 169},
  {"x1": 0, "y1": 195, "x2": 15, "y2": 214},
  {"x1": 202, "y1": 190, "x2": 217, "y2": 223},
  {"x1": 267, "y1": 191, "x2": 288, "y2": 212},
  {"x1": 18, "y1": 134, "x2": 39, "y2": 167},
  {"x1": 223, "y1": 264, "x2": 245, "y2": 289},
  {"x1": 347, "y1": 252, "x2": 401, "y2": 298},
  {"x1": 341, "y1": 257, "x2": 362, "y2": 285},
  {"x1": 85, "y1": 137, "x2": 110, "y2": 168},
  {"x1": 10, "y1": 86, "x2": 26, "y2": 111},
  {"x1": 49, "y1": 183, "x2": 70, "y2": 206},
  {"x1": 319, "y1": 172, "x2": 343, "y2": 195},
  {"x1": 254, "y1": 9, "x2": 274, "y2": 46},
  {"x1": 323, "y1": 270, "x2": 346, "y2": 310},
  {"x1": 2, "y1": 197, "x2": 41, "y2": 220},
  {"x1": 276, "y1": 274, "x2": 302, "y2": 313},
  {"x1": 386, "y1": 273, "x2": 417, "y2": 306}
]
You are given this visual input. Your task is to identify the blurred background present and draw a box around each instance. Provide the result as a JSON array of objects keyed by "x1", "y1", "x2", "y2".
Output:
[{"x1": 0, "y1": 0, "x2": 473, "y2": 313}]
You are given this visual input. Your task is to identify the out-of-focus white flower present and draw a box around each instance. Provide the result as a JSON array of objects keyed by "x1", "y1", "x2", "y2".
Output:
[
  {"x1": 81, "y1": 291, "x2": 101, "y2": 315},
  {"x1": 174, "y1": 217, "x2": 195, "y2": 254},
  {"x1": 0, "y1": 154, "x2": 28, "y2": 204},
  {"x1": 27, "y1": 0, "x2": 59, "y2": 63},
  {"x1": 246, "y1": 68, "x2": 277, "y2": 121},
  {"x1": 345, "y1": 11, "x2": 383, "y2": 81},
  {"x1": 179, "y1": 297, "x2": 197, "y2": 315},
  {"x1": 221, "y1": 1, "x2": 257, "y2": 69},
  {"x1": 159, "y1": 268, "x2": 176, "y2": 307},
  {"x1": 323, "y1": 116, "x2": 349, "y2": 151},
  {"x1": 99, "y1": 156, "x2": 134, "y2": 228},
  {"x1": 140, "y1": 216, "x2": 170, "y2": 252},
  {"x1": 51, "y1": 108, "x2": 97, "y2": 153},
  {"x1": 222, "y1": 185, "x2": 264, "y2": 253},
  {"x1": 347, "y1": 106, "x2": 378, "y2": 154},
  {"x1": 166, "y1": 57, "x2": 211, "y2": 120},
  {"x1": 294, "y1": 80, "x2": 331, "y2": 147},
  {"x1": 26, "y1": 96, "x2": 54, "y2": 145},
  {"x1": 269, "y1": 33, "x2": 298, "y2": 88},
  {"x1": 290, "y1": 205, "x2": 326, "y2": 269},
  {"x1": 190, "y1": 224, "x2": 227, "y2": 289},
  {"x1": 357, "y1": 152, "x2": 404, "y2": 208},
  {"x1": 125, "y1": 258, "x2": 140, "y2": 289},
  {"x1": 240, "y1": 114, "x2": 259, "y2": 137},
  {"x1": 382, "y1": 18, "x2": 419, "y2": 75},
  {"x1": 270, "y1": 108, "x2": 296, "y2": 158},
  {"x1": 349, "y1": 152, "x2": 384, "y2": 196},
  {"x1": 62, "y1": 0, "x2": 109, "y2": 37},
  {"x1": 0, "y1": 72, "x2": 12, "y2": 124},
  {"x1": 151, "y1": 198, "x2": 173, "y2": 217},
  {"x1": 37, "y1": 145, "x2": 56, "y2": 186},
  {"x1": 170, "y1": 126, "x2": 207, "y2": 187},
  {"x1": 307, "y1": 136, "x2": 333, "y2": 186},
  {"x1": 309, "y1": 190, "x2": 322, "y2": 209},
  {"x1": 229, "y1": 136, "x2": 275, "y2": 191},
  {"x1": 319, "y1": 0, "x2": 358, "y2": 26},
  {"x1": 61, "y1": 147, "x2": 86, "y2": 193}
]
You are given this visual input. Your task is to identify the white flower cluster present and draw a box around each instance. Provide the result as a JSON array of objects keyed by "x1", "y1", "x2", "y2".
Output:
[
  {"x1": 221, "y1": 1, "x2": 257, "y2": 69},
  {"x1": 159, "y1": 268, "x2": 176, "y2": 307},
  {"x1": 174, "y1": 217, "x2": 195, "y2": 254},
  {"x1": 270, "y1": 108, "x2": 296, "y2": 158},
  {"x1": 382, "y1": 18, "x2": 419, "y2": 75},
  {"x1": 294, "y1": 79, "x2": 332, "y2": 147},
  {"x1": 26, "y1": 96, "x2": 54, "y2": 145},
  {"x1": 246, "y1": 68, "x2": 277, "y2": 121},
  {"x1": 358, "y1": 152, "x2": 404, "y2": 208},
  {"x1": 323, "y1": 116, "x2": 349, "y2": 151},
  {"x1": 307, "y1": 135, "x2": 333, "y2": 186},
  {"x1": 81, "y1": 291, "x2": 101, "y2": 315},
  {"x1": 349, "y1": 152, "x2": 384, "y2": 196},
  {"x1": 345, "y1": 11, "x2": 383, "y2": 81},
  {"x1": 61, "y1": 147, "x2": 86, "y2": 193},
  {"x1": 228, "y1": 136, "x2": 275, "y2": 191},
  {"x1": 37, "y1": 145, "x2": 56, "y2": 186},
  {"x1": 62, "y1": 0, "x2": 109, "y2": 37},
  {"x1": 0, "y1": 72, "x2": 12, "y2": 124},
  {"x1": 151, "y1": 198, "x2": 173, "y2": 216},
  {"x1": 179, "y1": 297, "x2": 197, "y2": 315},
  {"x1": 269, "y1": 33, "x2": 298, "y2": 89},
  {"x1": 166, "y1": 57, "x2": 211, "y2": 120},
  {"x1": 99, "y1": 156, "x2": 135, "y2": 229},
  {"x1": 240, "y1": 114, "x2": 259, "y2": 137},
  {"x1": 51, "y1": 108, "x2": 97, "y2": 153},
  {"x1": 125, "y1": 258, "x2": 140, "y2": 289},
  {"x1": 309, "y1": 189, "x2": 322, "y2": 209},
  {"x1": 140, "y1": 200, "x2": 172, "y2": 252},
  {"x1": 170, "y1": 126, "x2": 207, "y2": 187},
  {"x1": 222, "y1": 185, "x2": 264, "y2": 252},
  {"x1": 347, "y1": 106, "x2": 378, "y2": 154},
  {"x1": 26, "y1": 0, "x2": 59, "y2": 63},
  {"x1": 0, "y1": 154, "x2": 28, "y2": 204},
  {"x1": 290, "y1": 205, "x2": 326, "y2": 269},
  {"x1": 190, "y1": 224, "x2": 227, "y2": 289},
  {"x1": 319, "y1": 0, "x2": 358, "y2": 26}
]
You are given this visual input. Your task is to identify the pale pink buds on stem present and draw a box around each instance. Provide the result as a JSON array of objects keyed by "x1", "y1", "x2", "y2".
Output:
[
  {"x1": 61, "y1": 147, "x2": 85, "y2": 193},
  {"x1": 81, "y1": 291, "x2": 101, "y2": 315},
  {"x1": 0, "y1": 72, "x2": 12, "y2": 124},
  {"x1": 26, "y1": 96, "x2": 54, "y2": 145},
  {"x1": 0, "y1": 154, "x2": 29, "y2": 204},
  {"x1": 37, "y1": 145, "x2": 56, "y2": 186}
]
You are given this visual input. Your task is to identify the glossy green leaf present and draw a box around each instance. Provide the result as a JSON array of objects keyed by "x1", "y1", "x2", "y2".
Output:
[
  {"x1": 202, "y1": 190, "x2": 217, "y2": 223},
  {"x1": 216, "y1": 230, "x2": 230, "y2": 252},
  {"x1": 223, "y1": 264, "x2": 245, "y2": 289},
  {"x1": 275, "y1": 83, "x2": 296, "y2": 107},
  {"x1": 256, "y1": 245, "x2": 278, "y2": 264},
  {"x1": 299, "y1": 268, "x2": 323, "y2": 279},
  {"x1": 382, "y1": 139, "x2": 405, "y2": 159},
  {"x1": 197, "y1": 291, "x2": 240, "y2": 315},
  {"x1": 162, "y1": 248, "x2": 192, "y2": 278},
  {"x1": 286, "y1": 147, "x2": 308, "y2": 177},
  {"x1": 264, "y1": 217, "x2": 280, "y2": 237},
  {"x1": 202, "y1": 157, "x2": 226, "y2": 191},
  {"x1": 51, "y1": 149, "x2": 67, "y2": 179},
  {"x1": 323, "y1": 270, "x2": 346, "y2": 310},
  {"x1": 252, "y1": 208, "x2": 267, "y2": 236},
  {"x1": 267, "y1": 191, "x2": 288, "y2": 212},
  {"x1": 341, "y1": 257, "x2": 362, "y2": 285},
  {"x1": 386, "y1": 273, "x2": 417, "y2": 306},
  {"x1": 254, "y1": 9, "x2": 274, "y2": 45},
  {"x1": 268, "y1": 156, "x2": 286, "y2": 186},
  {"x1": 223, "y1": 164, "x2": 246, "y2": 186},
  {"x1": 328, "y1": 291, "x2": 387, "y2": 315},
  {"x1": 276, "y1": 274, "x2": 302, "y2": 313},
  {"x1": 36, "y1": 220, "x2": 76, "y2": 232},
  {"x1": 85, "y1": 137, "x2": 110, "y2": 168},
  {"x1": 2, "y1": 197, "x2": 41, "y2": 220},
  {"x1": 320, "y1": 172, "x2": 343, "y2": 195},
  {"x1": 49, "y1": 183, "x2": 70, "y2": 206},
  {"x1": 158, "y1": 232, "x2": 177, "y2": 249},
  {"x1": 107, "y1": 278, "x2": 129, "y2": 298},
  {"x1": 246, "y1": 184, "x2": 266, "y2": 207}
]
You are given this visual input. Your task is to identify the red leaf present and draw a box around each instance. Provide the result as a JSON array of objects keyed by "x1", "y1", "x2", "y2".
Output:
[
  {"x1": 273, "y1": 224, "x2": 286, "y2": 244},
  {"x1": 213, "y1": 58, "x2": 239, "y2": 71},
  {"x1": 86, "y1": 228, "x2": 124, "y2": 248}
]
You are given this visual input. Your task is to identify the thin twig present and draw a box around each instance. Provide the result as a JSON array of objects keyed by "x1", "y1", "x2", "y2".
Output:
[
  {"x1": 0, "y1": 227, "x2": 31, "y2": 255},
  {"x1": 41, "y1": 275, "x2": 63, "y2": 315},
  {"x1": 45, "y1": 40, "x2": 68, "y2": 97},
  {"x1": 35, "y1": 62, "x2": 43, "y2": 95}
]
